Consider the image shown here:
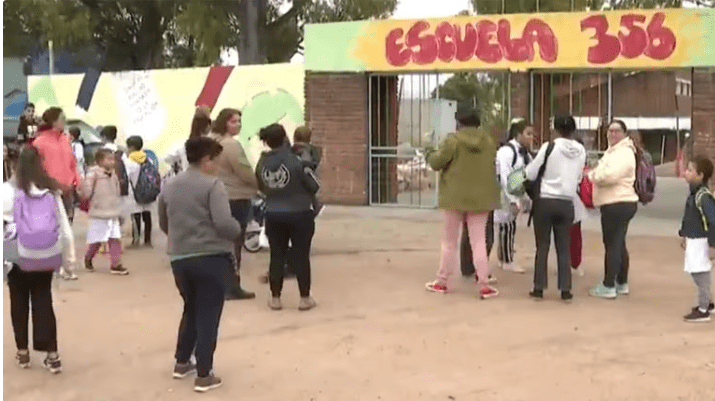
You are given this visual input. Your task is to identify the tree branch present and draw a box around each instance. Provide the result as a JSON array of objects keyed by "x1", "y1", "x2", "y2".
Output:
[{"x1": 267, "y1": 0, "x2": 309, "y2": 29}]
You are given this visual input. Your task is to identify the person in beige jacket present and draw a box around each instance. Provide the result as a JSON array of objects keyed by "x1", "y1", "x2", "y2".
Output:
[
  {"x1": 81, "y1": 148, "x2": 127, "y2": 275},
  {"x1": 588, "y1": 119, "x2": 639, "y2": 299},
  {"x1": 208, "y1": 108, "x2": 258, "y2": 300}
]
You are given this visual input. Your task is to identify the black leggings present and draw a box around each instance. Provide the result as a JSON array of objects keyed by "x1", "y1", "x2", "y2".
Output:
[
  {"x1": 132, "y1": 211, "x2": 152, "y2": 244},
  {"x1": 265, "y1": 211, "x2": 315, "y2": 297},
  {"x1": 460, "y1": 210, "x2": 494, "y2": 276},
  {"x1": 7, "y1": 267, "x2": 57, "y2": 352},
  {"x1": 533, "y1": 198, "x2": 574, "y2": 292},
  {"x1": 600, "y1": 202, "x2": 637, "y2": 288}
]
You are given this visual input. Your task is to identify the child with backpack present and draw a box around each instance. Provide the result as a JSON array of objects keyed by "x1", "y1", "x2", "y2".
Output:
[
  {"x1": 494, "y1": 118, "x2": 534, "y2": 274},
  {"x1": 292, "y1": 126, "x2": 325, "y2": 217},
  {"x1": 80, "y1": 148, "x2": 128, "y2": 275},
  {"x1": 124, "y1": 136, "x2": 160, "y2": 247},
  {"x1": 3, "y1": 145, "x2": 74, "y2": 374},
  {"x1": 679, "y1": 155, "x2": 715, "y2": 322}
]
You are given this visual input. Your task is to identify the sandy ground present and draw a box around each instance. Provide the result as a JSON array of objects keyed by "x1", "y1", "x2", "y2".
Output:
[{"x1": 3, "y1": 206, "x2": 715, "y2": 401}]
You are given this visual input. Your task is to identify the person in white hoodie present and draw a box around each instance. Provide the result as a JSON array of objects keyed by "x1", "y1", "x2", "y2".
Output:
[
  {"x1": 587, "y1": 119, "x2": 639, "y2": 299},
  {"x1": 524, "y1": 116, "x2": 586, "y2": 301},
  {"x1": 164, "y1": 106, "x2": 212, "y2": 179},
  {"x1": 3, "y1": 146, "x2": 75, "y2": 374},
  {"x1": 494, "y1": 118, "x2": 534, "y2": 273}
]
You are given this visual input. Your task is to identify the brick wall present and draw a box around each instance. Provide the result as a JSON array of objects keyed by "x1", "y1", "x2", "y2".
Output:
[
  {"x1": 305, "y1": 73, "x2": 369, "y2": 205},
  {"x1": 692, "y1": 69, "x2": 715, "y2": 183}
]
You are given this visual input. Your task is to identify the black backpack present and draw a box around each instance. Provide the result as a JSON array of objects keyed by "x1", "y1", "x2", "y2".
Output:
[{"x1": 114, "y1": 150, "x2": 129, "y2": 196}]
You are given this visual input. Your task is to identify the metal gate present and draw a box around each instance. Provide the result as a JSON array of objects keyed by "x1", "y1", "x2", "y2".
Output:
[{"x1": 368, "y1": 73, "x2": 444, "y2": 208}]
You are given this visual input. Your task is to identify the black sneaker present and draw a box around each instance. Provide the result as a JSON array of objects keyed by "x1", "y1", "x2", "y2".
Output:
[
  {"x1": 173, "y1": 362, "x2": 197, "y2": 379},
  {"x1": 561, "y1": 291, "x2": 573, "y2": 302},
  {"x1": 194, "y1": 374, "x2": 222, "y2": 393},
  {"x1": 691, "y1": 303, "x2": 715, "y2": 314},
  {"x1": 684, "y1": 308, "x2": 711, "y2": 323},
  {"x1": 529, "y1": 289, "x2": 544, "y2": 300},
  {"x1": 16, "y1": 352, "x2": 30, "y2": 369},
  {"x1": 110, "y1": 265, "x2": 129, "y2": 276},
  {"x1": 84, "y1": 259, "x2": 95, "y2": 272},
  {"x1": 43, "y1": 355, "x2": 62, "y2": 374},
  {"x1": 225, "y1": 288, "x2": 255, "y2": 301}
]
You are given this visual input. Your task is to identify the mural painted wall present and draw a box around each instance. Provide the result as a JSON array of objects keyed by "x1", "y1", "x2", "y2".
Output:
[
  {"x1": 305, "y1": 8, "x2": 715, "y2": 72},
  {"x1": 27, "y1": 63, "x2": 305, "y2": 167}
]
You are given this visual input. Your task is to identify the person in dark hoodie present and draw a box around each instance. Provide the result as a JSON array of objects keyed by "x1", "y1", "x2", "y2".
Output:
[
  {"x1": 424, "y1": 106, "x2": 501, "y2": 300},
  {"x1": 256, "y1": 124, "x2": 320, "y2": 311},
  {"x1": 524, "y1": 115, "x2": 586, "y2": 302}
]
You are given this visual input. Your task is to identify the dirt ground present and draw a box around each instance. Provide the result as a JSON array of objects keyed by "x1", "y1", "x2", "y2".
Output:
[{"x1": 4, "y1": 207, "x2": 715, "y2": 401}]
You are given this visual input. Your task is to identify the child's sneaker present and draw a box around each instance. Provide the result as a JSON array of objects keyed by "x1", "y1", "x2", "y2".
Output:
[
  {"x1": 84, "y1": 259, "x2": 95, "y2": 272},
  {"x1": 59, "y1": 268, "x2": 78, "y2": 280},
  {"x1": 501, "y1": 262, "x2": 525, "y2": 274},
  {"x1": 425, "y1": 280, "x2": 448, "y2": 294},
  {"x1": 479, "y1": 285, "x2": 499, "y2": 299},
  {"x1": 110, "y1": 265, "x2": 129, "y2": 275},
  {"x1": 684, "y1": 308, "x2": 711, "y2": 323},
  {"x1": 194, "y1": 374, "x2": 222, "y2": 393},
  {"x1": 561, "y1": 291, "x2": 574, "y2": 302},
  {"x1": 298, "y1": 296, "x2": 317, "y2": 311},
  {"x1": 268, "y1": 297, "x2": 282, "y2": 311},
  {"x1": 589, "y1": 284, "x2": 617, "y2": 299},
  {"x1": 173, "y1": 362, "x2": 197, "y2": 379},
  {"x1": 16, "y1": 351, "x2": 30, "y2": 369},
  {"x1": 616, "y1": 283, "x2": 630, "y2": 295},
  {"x1": 529, "y1": 289, "x2": 544, "y2": 300},
  {"x1": 43, "y1": 355, "x2": 62, "y2": 374}
]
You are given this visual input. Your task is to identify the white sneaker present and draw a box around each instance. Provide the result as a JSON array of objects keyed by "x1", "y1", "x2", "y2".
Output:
[
  {"x1": 574, "y1": 267, "x2": 585, "y2": 277},
  {"x1": 502, "y1": 262, "x2": 526, "y2": 274}
]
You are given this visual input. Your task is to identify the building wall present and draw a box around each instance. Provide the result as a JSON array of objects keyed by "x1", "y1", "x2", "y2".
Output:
[
  {"x1": 305, "y1": 73, "x2": 369, "y2": 205},
  {"x1": 692, "y1": 69, "x2": 715, "y2": 186}
]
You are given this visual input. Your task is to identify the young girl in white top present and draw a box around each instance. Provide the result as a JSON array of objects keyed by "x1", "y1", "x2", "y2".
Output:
[{"x1": 494, "y1": 118, "x2": 534, "y2": 274}]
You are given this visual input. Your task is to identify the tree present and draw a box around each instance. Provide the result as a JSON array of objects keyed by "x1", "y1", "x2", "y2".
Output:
[
  {"x1": 433, "y1": 72, "x2": 510, "y2": 141},
  {"x1": 4, "y1": 0, "x2": 397, "y2": 69},
  {"x1": 175, "y1": 0, "x2": 397, "y2": 65}
]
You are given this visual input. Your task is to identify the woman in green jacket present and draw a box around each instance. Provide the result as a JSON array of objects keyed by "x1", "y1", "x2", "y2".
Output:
[{"x1": 424, "y1": 107, "x2": 501, "y2": 299}]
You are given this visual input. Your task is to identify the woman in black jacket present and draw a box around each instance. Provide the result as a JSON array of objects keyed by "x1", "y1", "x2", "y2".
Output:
[{"x1": 256, "y1": 124, "x2": 320, "y2": 311}]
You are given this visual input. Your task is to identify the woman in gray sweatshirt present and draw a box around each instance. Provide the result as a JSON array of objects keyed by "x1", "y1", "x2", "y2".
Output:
[{"x1": 158, "y1": 136, "x2": 241, "y2": 393}]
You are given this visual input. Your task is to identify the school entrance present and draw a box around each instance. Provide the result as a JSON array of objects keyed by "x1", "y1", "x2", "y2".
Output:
[{"x1": 303, "y1": 8, "x2": 715, "y2": 207}]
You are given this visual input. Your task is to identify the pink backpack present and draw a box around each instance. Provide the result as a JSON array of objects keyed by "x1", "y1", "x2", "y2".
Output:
[{"x1": 14, "y1": 190, "x2": 62, "y2": 272}]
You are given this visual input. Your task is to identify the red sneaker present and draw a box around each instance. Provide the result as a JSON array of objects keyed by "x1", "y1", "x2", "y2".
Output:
[
  {"x1": 479, "y1": 285, "x2": 499, "y2": 299},
  {"x1": 425, "y1": 280, "x2": 448, "y2": 294}
]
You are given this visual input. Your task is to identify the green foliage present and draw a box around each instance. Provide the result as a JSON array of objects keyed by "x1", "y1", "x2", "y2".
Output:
[{"x1": 434, "y1": 73, "x2": 509, "y2": 141}]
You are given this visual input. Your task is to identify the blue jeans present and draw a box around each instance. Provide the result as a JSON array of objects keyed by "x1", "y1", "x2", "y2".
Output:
[{"x1": 172, "y1": 253, "x2": 230, "y2": 377}]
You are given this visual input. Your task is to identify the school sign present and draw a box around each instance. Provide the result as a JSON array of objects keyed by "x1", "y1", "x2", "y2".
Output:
[{"x1": 304, "y1": 8, "x2": 715, "y2": 72}]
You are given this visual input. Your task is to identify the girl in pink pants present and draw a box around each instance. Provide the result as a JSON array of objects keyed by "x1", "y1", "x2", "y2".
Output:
[
  {"x1": 423, "y1": 106, "x2": 501, "y2": 300},
  {"x1": 426, "y1": 210, "x2": 497, "y2": 298}
]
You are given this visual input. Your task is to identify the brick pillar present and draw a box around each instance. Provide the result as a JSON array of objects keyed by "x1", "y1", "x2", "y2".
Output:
[
  {"x1": 305, "y1": 73, "x2": 369, "y2": 205},
  {"x1": 510, "y1": 71, "x2": 530, "y2": 122},
  {"x1": 692, "y1": 69, "x2": 715, "y2": 184}
]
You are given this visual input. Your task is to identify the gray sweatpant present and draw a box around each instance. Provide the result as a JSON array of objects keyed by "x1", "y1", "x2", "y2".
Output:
[{"x1": 691, "y1": 271, "x2": 713, "y2": 311}]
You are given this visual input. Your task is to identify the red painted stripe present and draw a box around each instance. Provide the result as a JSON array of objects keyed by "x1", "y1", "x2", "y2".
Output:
[{"x1": 195, "y1": 66, "x2": 235, "y2": 110}]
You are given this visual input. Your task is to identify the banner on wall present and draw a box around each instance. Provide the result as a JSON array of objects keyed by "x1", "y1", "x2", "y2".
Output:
[
  {"x1": 27, "y1": 63, "x2": 305, "y2": 167},
  {"x1": 304, "y1": 8, "x2": 715, "y2": 72}
]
